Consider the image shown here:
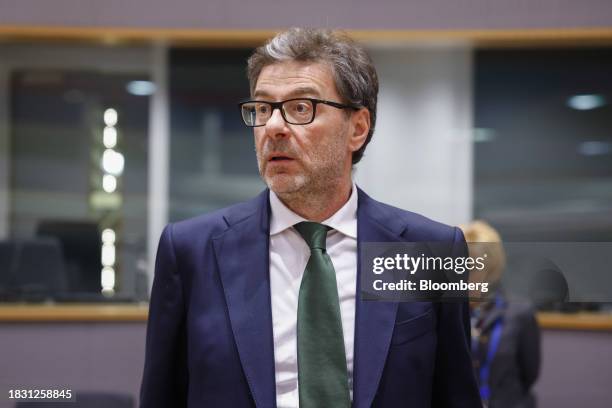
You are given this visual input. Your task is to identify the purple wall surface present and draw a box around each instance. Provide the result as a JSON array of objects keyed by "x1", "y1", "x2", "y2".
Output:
[
  {"x1": 0, "y1": 322, "x2": 146, "y2": 408},
  {"x1": 1, "y1": 321, "x2": 612, "y2": 407},
  {"x1": 535, "y1": 329, "x2": 612, "y2": 408},
  {"x1": 0, "y1": 0, "x2": 611, "y2": 30}
]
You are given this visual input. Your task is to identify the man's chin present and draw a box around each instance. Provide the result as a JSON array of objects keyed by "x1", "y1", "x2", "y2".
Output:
[{"x1": 265, "y1": 173, "x2": 307, "y2": 195}]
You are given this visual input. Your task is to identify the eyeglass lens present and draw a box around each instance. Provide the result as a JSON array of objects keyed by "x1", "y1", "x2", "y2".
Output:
[{"x1": 241, "y1": 99, "x2": 315, "y2": 126}]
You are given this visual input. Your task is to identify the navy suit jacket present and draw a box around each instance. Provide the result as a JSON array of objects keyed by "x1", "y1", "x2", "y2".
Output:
[{"x1": 140, "y1": 188, "x2": 481, "y2": 408}]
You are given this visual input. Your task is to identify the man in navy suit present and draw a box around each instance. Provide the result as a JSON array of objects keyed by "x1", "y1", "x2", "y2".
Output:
[{"x1": 140, "y1": 28, "x2": 481, "y2": 408}]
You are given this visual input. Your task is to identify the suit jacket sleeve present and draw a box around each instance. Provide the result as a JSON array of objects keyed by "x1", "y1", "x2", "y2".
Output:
[
  {"x1": 432, "y1": 227, "x2": 482, "y2": 408},
  {"x1": 140, "y1": 224, "x2": 189, "y2": 408}
]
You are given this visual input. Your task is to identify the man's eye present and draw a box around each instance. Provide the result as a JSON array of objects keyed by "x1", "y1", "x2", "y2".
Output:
[
  {"x1": 256, "y1": 104, "x2": 269, "y2": 114},
  {"x1": 294, "y1": 102, "x2": 311, "y2": 114}
]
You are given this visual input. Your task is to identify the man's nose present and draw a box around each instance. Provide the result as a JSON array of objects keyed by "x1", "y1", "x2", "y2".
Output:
[{"x1": 264, "y1": 107, "x2": 289, "y2": 136}]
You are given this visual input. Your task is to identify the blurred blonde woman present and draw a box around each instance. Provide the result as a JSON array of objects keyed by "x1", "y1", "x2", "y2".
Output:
[{"x1": 461, "y1": 221, "x2": 541, "y2": 408}]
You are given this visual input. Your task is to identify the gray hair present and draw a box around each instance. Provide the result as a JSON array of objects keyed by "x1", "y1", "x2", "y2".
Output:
[{"x1": 247, "y1": 27, "x2": 378, "y2": 165}]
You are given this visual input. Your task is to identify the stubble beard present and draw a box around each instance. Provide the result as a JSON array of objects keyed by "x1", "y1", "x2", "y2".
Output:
[{"x1": 256, "y1": 132, "x2": 348, "y2": 207}]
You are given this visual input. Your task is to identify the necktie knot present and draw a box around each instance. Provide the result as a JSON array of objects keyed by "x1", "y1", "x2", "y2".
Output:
[{"x1": 294, "y1": 221, "x2": 330, "y2": 251}]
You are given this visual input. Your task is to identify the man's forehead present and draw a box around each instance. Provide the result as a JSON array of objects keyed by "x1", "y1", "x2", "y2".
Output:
[{"x1": 253, "y1": 60, "x2": 336, "y2": 98}]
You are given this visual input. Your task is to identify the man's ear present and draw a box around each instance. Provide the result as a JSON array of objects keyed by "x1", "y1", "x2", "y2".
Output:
[{"x1": 348, "y1": 108, "x2": 371, "y2": 153}]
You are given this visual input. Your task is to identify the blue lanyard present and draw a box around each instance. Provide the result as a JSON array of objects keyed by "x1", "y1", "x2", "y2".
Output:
[{"x1": 476, "y1": 296, "x2": 504, "y2": 401}]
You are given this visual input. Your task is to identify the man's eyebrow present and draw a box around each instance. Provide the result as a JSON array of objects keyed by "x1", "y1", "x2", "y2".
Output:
[
  {"x1": 252, "y1": 89, "x2": 271, "y2": 98},
  {"x1": 252, "y1": 86, "x2": 321, "y2": 99},
  {"x1": 285, "y1": 87, "x2": 321, "y2": 97}
]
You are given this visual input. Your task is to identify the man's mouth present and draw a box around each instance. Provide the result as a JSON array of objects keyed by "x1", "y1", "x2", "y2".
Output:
[{"x1": 268, "y1": 155, "x2": 294, "y2": 162}]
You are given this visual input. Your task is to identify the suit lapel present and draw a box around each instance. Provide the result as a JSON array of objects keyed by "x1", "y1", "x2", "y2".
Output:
[
  {"x1": 353, "y1": 189, "x2": 404, "y2": 408},
  {"x1": 213, "y1": 191, "x2": 277, "y2": 408}
]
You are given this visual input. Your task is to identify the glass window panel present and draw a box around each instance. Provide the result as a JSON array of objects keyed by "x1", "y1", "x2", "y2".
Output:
[
  {"x1": 4, "y1": 66, "x2": 149, "y2": 302},
  {"x1": 474, "y1": 48, "x2": 612, "y2": 242},
  {"x1": 168, "y1": 48, "x2": 265, "y2": 221}
]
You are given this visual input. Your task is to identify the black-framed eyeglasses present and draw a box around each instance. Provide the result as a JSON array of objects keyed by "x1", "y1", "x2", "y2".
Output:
[{"x1": 238, "y1": 98, "x2": 359, "y2": 127}]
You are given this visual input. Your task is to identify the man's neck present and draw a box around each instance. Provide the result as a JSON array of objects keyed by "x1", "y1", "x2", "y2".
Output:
[{"x1": 274, "y1": 179, "x2": 353, "y2": 222}]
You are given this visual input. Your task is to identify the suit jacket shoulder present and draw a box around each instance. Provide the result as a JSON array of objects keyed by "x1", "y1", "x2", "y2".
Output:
[
  {"x1": 170, "y1": 190, "x2": 269, "y2": 250},
  {"x1": 357, "y1": 188, "x2": 461, "y2": 242},
  {"x1": 170, "y1": 187, "x2": 459, "y2": 248}
]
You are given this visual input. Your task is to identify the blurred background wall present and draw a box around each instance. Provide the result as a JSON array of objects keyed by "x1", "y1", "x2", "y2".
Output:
[
  {"x1": 1, "y1": 1, "x2": 612, "y2": 407},
  {"x1": 1, "y1": 0, "x2": 612, "y2": 29}
]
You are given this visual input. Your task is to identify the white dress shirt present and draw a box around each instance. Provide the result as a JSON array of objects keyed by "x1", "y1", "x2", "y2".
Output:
[{"x1": 269, "y1": 184, "x2": 358, "y2": 408}]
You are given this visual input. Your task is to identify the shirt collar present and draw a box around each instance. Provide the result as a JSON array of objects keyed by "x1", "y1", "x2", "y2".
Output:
[{"x1": 269, "y1": 183, "x2": 358, "y2": 239}]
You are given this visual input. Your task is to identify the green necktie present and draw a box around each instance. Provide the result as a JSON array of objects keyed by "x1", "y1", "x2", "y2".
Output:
[{"x1": 294, "y1": 221, "x2": 350, "y2": 408}]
